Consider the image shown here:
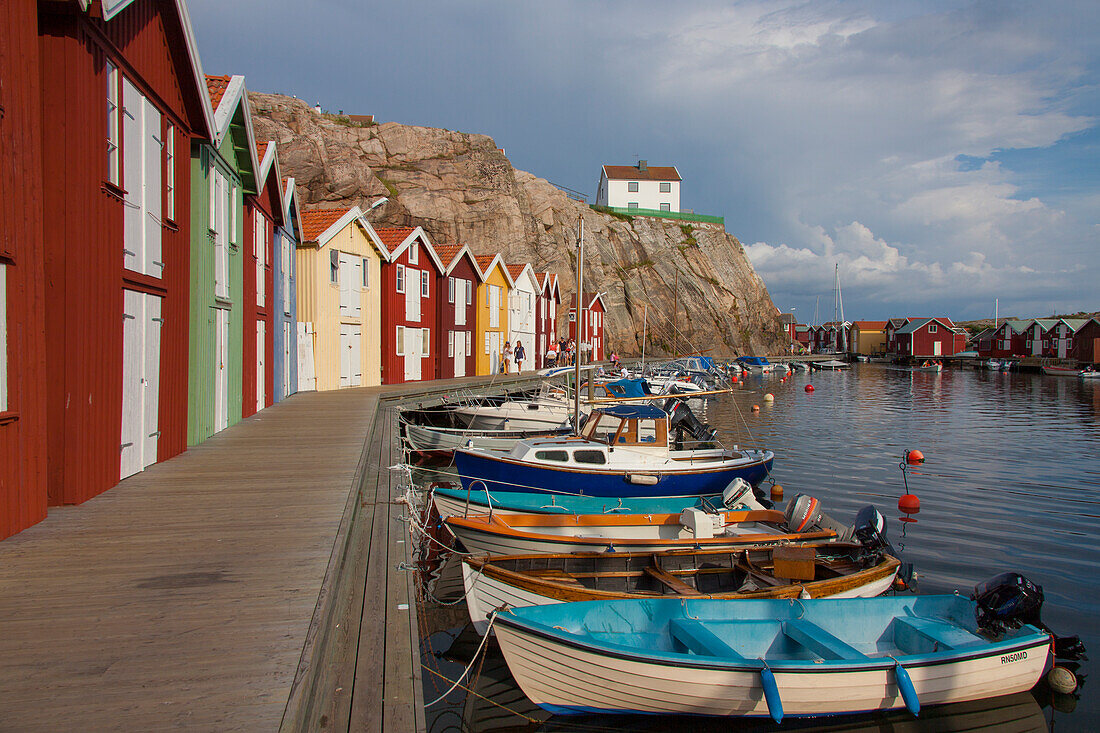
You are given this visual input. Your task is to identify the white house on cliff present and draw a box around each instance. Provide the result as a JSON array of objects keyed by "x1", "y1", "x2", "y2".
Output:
[{"x1": 596, "y1": 161, "x2": 681, "y2": 212}]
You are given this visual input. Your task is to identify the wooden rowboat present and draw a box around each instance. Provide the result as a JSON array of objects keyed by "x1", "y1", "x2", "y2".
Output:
[
  {"x1": 492, "y1": 596, "x2": 1051, "y2": 720},
  {"x1": 462, "y1": 544, "x2": 901, "y2": 633},
  {"x1": 444, "y1": 508, "x2": 838, "y2": 556}
]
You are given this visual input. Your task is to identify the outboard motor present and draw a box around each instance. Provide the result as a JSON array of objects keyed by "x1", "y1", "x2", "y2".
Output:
[
  {"x1": 723, "y1": 478, "x2": 767, "y2": 511},
  {"x1": 663, "y1": 397, "x2": 718, "y2": 449},
  {"x1": 973, "y1": 573, "x2": 1087, "y2": 661},
  {"x1": 785, "y1": 494, "x2": 854, "y2": 541},
  {"x1": 852, "y1": 505, "x2": 914, "y2": 584}
]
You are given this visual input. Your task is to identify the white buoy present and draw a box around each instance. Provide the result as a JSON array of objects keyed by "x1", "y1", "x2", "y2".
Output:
[
  {"x1": 1049, "y1": 666, "x2": 1078, "y2": 694},
  {"x1": 764, "y1": 393, "x2": 774, "y2": 402}
]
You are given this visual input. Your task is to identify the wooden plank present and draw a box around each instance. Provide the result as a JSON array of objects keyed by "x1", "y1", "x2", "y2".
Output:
[{"x1": 644, "y1": 565, "x2": 702, "y2": 596}]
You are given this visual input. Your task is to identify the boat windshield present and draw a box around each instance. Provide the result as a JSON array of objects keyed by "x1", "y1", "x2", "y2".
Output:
[{"x1": 583, "y1": 412, "x2": 667, "y2": 447}]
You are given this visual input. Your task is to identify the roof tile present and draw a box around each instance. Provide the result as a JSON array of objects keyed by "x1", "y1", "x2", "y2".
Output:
[
  {"x1": 205, "y1": 74, "x2": 231, "y2": 113},
  {"x1": 374, "y1": 226, "x2": 416, "y2": 250},
  {"x1": 603, "y1": 164, "x2": 681, "y2": 182},
  {"x1": 300, "y1": 208, "x2": 351, "y2": 242}
]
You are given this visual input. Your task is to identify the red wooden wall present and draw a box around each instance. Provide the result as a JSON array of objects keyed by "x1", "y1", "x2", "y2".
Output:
[
  {"x1": 436, "y1": 254, "x2": 478, "y2": 380},
  {"x1": 242, "y1": 176, "x2": 279, "y2": 417},
  {"x1": 37, "y1": 2, "x2": 199, "y2": 506},
  {"x1": 380, "y1": 234, "x2": 442, "y2": 384},
  {"x1": 0, "y1": 1, "x2": 49, "y2": 539}
]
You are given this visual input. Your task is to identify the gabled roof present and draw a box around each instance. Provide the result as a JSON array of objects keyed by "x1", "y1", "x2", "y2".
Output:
[
  {"x1": 204, "y1": 74, "x2": 260, "y2": 192},
  {"x1": 568, "y1": 291, "x2": 608, "y2": 311},
  {"x1": 602, "y1": 164, "x2": 682, "y2": 182},
  {"x1": 431, "y1": 243, "x2": 483, "y2": 279},
  {"x1": 996, "y1": 319, "x2": 1030, "y2": 335},
  {"x1": 374, "y1": 226, "x2": 444, "y2": 273},
  {"x1": 254, "y1": 141, "x2": 284, "y2": 226},
  {"x1": 538, "y1": 272, "x2": 561, "y2": 300},
  {"x1": 299, "y1": 206, "x2": 389, "y2": 257},
  {"x1": 474, "y1": 254, "x2": 515, "y2": 287},
  {"x1": 794, "y1": 325, "x2": 810, "y2": 333},
  {"x1": 851, "y1": 320, "x2": 888, "y2": 330},
  {"x1": 896, "y1": 317, "x2": 956, "y2": 335},
  {"x1": 506, "y1": 263, "x2": 539, "y2": 291},
  {"x1": 281, "y1": 177, "x2": 303, "y2": 243},
  {"x1": 887, "y1": 318, "x2": 910, "y2": 329},
  {"x1": 92, "y1": 0, "x2": 215, "y2": 140}
]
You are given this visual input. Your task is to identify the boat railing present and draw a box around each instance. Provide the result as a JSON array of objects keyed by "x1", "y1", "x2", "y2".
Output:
[{"x1": 464, "y1": 479, "x2": 492, "y2": 519}]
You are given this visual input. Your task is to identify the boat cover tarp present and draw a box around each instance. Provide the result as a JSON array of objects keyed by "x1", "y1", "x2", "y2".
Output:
[
  {"x1": 606, "y1": 379, "x2": 648, "y2": 398},
  {"x1": 737, "y1": 356, "x2": 771, "y2": 366},
  {"x1": 596, "y1": 404, "x2": 666, "y2": 420}
]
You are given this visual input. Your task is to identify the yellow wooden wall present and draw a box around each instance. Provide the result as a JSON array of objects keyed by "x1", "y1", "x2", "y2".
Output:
[
  {"x1": 296, "y1": 223, "x2": 382, "y2": 390},
  {"x1": 475, "y1": 262, "x2": 510, "y2": 375}
]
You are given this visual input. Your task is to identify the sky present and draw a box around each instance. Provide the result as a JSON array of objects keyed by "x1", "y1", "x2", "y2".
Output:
[{"x1": 188, "y1": 0, "x2": 1099, "y2": 322}]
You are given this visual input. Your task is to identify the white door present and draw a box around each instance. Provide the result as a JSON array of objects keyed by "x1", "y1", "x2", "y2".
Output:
[
  {"x1": 933, "y1": 340, "x2": 942, "y2": 356},
  {"x1": 405, "y1": 267, "x2": 421, "y2": 322},
  {"x1": 1058, "y1": 339, "x2": 1068, "y2": 358},
  {"x1": 256, "y1": 320, "x2": 266, "y2": 411},
  {"x1": 404, "y1": 327, "x2": 422, "y2": 381},
  {"x1": 297, "y1": 322, "x2": 316, "y2": 391},
  {"x1": 339, "y1": 324, "x2": 353, "y2": 387},
  {"x1": 283, "y1": 321, "x2": 292, "y2": 398},
  {"x1": 454, "y1": 331, "x2": 466, "y2": 378},
  {"x1": 120, "y1": 290, "x2": 162, "y2": 479},
  {"x1": 489, "y1": 332, "x2": 501, "y2": 373},
  {"x1": 454, "y1": 279, "x2": 466, "y2": 326},
  {"x1": 214, "y1": 307, "x2": 229, "y2": 431},
  {"x1": 1033, "y1": 328, "x2": 1042, "y2": 355}
]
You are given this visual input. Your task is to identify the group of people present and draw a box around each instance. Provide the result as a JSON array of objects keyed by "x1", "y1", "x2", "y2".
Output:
[
  {"x1": 544, "y1": 338, "x2": 574, "y2": 369},
  {"x1": 497, "y1": 340, "x2": 528, "y2": 374}
]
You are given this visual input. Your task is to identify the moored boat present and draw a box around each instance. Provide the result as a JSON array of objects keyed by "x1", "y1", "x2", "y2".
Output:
[
  {"x1": 491, "y1": 594, "x2": 1052, "y2": 720},
  {"x1": 462, "y1": 544, "x2": 901, "y2": 633},
  {"x1": 403, "y1": 423, "x2": 571, "y2": 453},
  {"x1": 1043, "y1": 365, "x2": 1086, "y2": 377},
  {"x1": 431, "y1": 483, "x2": 722, "y2": 518},
  {"x1": 453, "y1": 404, "x2": 773, "y2": 500},
  {"x1": 443, "y1": 507, "x2": 838, "y2": 556}
]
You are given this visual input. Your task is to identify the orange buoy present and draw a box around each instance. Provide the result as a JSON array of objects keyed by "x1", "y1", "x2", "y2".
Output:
[
  {"x1": 731, "y1": 374, "x2": 739, "y2": 384},
  {"x1": 899, "y1": 494, "x2": 920, "y2": 515},
  {"x1": 804, "y1": 384, "x2": 814, "y2": 393},
  {"x1": 906, "y1": 449, "x2": 925, "y2": 465},
  {"x1": 770, "y1": 484, "x2": 784, "y2": 501}
]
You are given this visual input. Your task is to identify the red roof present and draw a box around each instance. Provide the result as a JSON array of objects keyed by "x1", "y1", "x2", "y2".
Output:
[
  {"x1": 474, "y1": 254, "x2": 497, "y2": 271},
  {"x1": 374, "y1": 226, "x2": 416, "y2": 251},
  {"x1": 603, "y1": 164, "x2": 681, "y2": 182},
  {"x1": 205, "y1": 74, "x2": 230, "y2": 112},
  {"x1": 300, "y1": 208, "x2": 350, "y2": 242},
  {"x1": 852, "y1": 320, "x2": 888, "y2": 330},
  {"x1": 434, "y1": 243, "x2": 464, "y2": 267},
  {"x1": 506, "y1": 263, "x2": 528, "y2": 281},
  {"x1": 256, "y1": 141, "x2": 269, "y2": 160},
  {"x1": 568, "y1": 291, "x2": 606, "y2": 310}
]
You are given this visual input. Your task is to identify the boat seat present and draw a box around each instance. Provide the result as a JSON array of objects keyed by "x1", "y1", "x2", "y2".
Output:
[
  {"x1": 669, "y1": 619, "x2": 745, "y2": 659},
  {"x1": 783, "y1": 619, "x2": 867, "y2": 660},
  {"x1": 892, "y1": 616, "x2": 983, "y2": 651}
]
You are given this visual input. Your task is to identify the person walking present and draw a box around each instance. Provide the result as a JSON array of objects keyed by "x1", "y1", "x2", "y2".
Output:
[
  {"x1": 514, "y1": 340, "x2": 526, "y2": 372},
  {"x1": 503, "y1": 341, "x2": 513, "y2": 373}
]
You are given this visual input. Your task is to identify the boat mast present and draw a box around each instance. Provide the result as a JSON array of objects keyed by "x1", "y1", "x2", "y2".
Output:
[{"x1": 573, "y1": 215, "x2": 584, "y2": 436}]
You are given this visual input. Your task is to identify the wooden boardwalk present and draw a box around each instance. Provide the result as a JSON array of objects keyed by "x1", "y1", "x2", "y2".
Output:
[{"x1": 0, "y1": 374, "x2": 541, "y2": 732}]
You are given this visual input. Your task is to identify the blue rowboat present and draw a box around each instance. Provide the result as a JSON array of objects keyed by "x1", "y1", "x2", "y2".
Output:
[
  {"x1": 492, "y1": 595, "x2": 1051, "y2": 720},
  {"x1": 453, "y1": 404, "x2": 773, "y2": 500}
]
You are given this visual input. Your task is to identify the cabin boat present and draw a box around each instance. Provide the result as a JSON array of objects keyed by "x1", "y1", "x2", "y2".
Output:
[
  {"x1": 736, "y1": 356, "x2": 773, "y2": 373},
  {"x1": 443, "y1": 507, "x2": 837, "y2": 556},
  {"x1": 402, "y1": 423, "x2": 572, "y2": 453},
  {"x1": 452, "y1": 404, "x2": 773, "y2": 500},
  {"x1": 462, "y1": 544, "x2": 901, "y2": 634},
  {"x1": 450, "y1": 385, "x2": 574, "y2": 431},
  {"x1": 492, "y1": 596, "x2": 1051, "y2": 720}
]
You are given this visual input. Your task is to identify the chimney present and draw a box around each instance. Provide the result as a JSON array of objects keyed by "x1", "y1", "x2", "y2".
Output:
[{"x1": 637, "y1": 160, "x2": 647, "y2": 172}]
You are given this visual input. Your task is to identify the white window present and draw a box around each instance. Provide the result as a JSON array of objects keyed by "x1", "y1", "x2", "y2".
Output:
[
  {"x1": 627, "y1": 202, "x2": 638, "y2": 209},
  {"x1": 396, "y1": 325, "x2": 405, "y2": 356},
  {"x1": 230, "y1": 183, "x2": 238, "y2": 245},
  {"x1": 422, "y1": 328, "x2": 430, "y2": 356},
  {"x1": 627, "y1": 181, "x2": 638, "y2": 192},
  {"x1": 465, "y1": 279, "x2": 472, "y2": 305},
  {"x1": 465, "y1": 331, "x2": 472, "y2": 353},
  {"x1": 254, "y1": 211, "x2": 266, "y2": 307},
  {"x1": 660, "y1": 182, "x2": 671, "y2": 193},
  {"x1": 928, "y1": 324, "x2": 938, "y2": 334},
  {"x1": 448, "y1": 276, "x2": 455, "y2": 303},
  {"x1": 408, "y1": 241, "x2": 418, "y2": 264},
  {"x1": 361, "y1": 258, "x2": 370, "y2": 288},
  {"x1": 106, "y1": 61, "x2": 119, "y2": 185},
  {"x1": 489, "y1": 285, "x2": 500, "y2": 327},
  {"x1": 421, "y1": 270, "x2": 429, "y2": 298},
  {"x1": 329, "y1": 249, "x2": 339, "y2": 284},
  {"x1": 448, "y1": 330, "x2": 454, "y2": 357},
  {"x1": 0, "y1": 263, "x2": 6, "y2": 411},
  {"x1": 660, "y1": 203, "x2": 671, "y2": 211},
  {"x1": 213, "y1": 170, "x2": 230, "y2": 299},
  {"x1": 396, "y1": 264, "x2": 406, "y2": 293},
  {"x1": 208, "y1": 163, "x2": 216, "y2": 231},
  {"x1": 282, "y1": 236, "x2": 291, "y2": 314},
  {"x1": 165, "y1": 122, "x2": 175, "y2": 220}
]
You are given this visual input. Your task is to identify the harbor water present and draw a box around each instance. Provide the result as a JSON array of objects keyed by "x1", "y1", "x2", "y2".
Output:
[{"x1": 416, "y1": 364, "x2": 1099, "y2": 731}]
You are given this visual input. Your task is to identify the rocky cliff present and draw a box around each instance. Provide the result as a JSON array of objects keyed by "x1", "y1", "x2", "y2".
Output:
[{"x1": 249, "y1": 92, "x2": 787, "y2": 356}]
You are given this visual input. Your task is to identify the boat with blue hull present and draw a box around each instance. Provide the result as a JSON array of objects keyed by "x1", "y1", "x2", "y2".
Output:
[
  {"x1": 492, "y1": 594, "x2": 1052, "y2": 721},
  {"x1": 452, "y1": 404, "x2": 773, "y2": 500}
]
